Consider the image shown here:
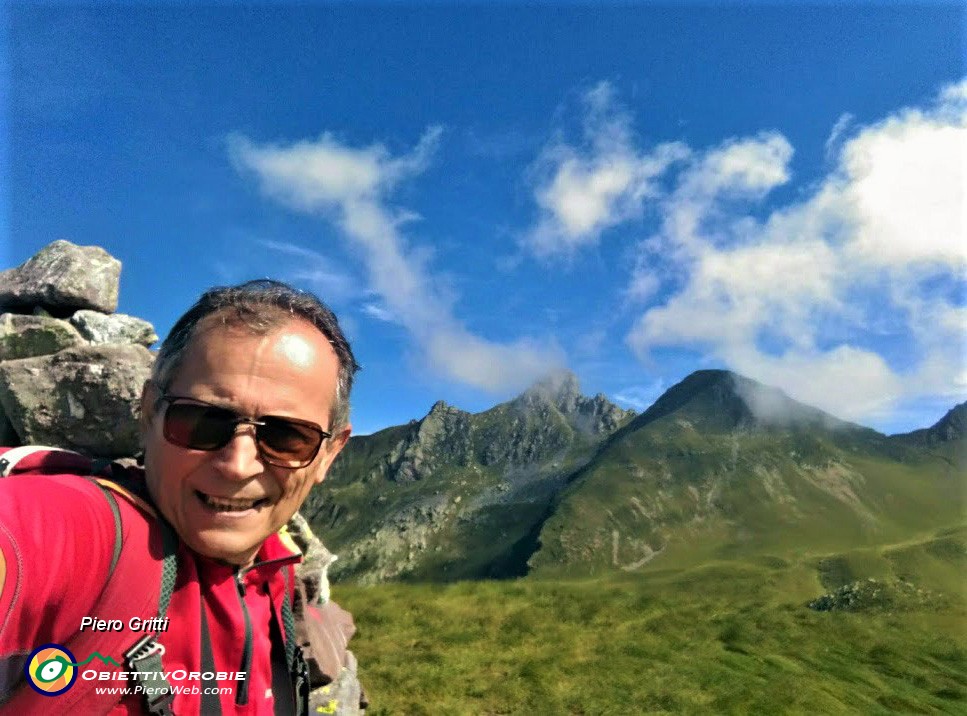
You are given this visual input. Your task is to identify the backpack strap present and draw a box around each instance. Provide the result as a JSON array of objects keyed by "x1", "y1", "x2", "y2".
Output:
[
  {"x1": 280, "y1": 574, "x2": 310, "y2": 716},
  {"x1": 121, "y1": 518, "x2": 179, "y2": 716},
  {"x1": 93, "y1": 481, "x2": 124, "y2": 574},
  {"x1": 198, "y1": 599, "x2": 223, "y2": 715}
]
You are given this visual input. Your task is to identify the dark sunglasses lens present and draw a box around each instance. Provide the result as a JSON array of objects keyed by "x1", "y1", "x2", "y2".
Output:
[
  {"x1": 257, "y1": 417, "x2": 321, "y2": 465},
  {"x1": 164, "y1": 402, "x2": 235, "y2": 450}
]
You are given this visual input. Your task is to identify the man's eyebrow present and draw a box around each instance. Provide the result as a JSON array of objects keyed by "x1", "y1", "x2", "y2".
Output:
[
  {"x1": 175, "y1": 393, "x2": 309, "y2": 420},
  {"x1": 169, "y1": 393, "x2": 238, "y2": 410}
]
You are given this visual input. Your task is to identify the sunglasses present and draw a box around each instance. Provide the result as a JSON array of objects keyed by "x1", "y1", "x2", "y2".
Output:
[{"x1": 160, "y1": 395, "x2": 331, "y2": 469}]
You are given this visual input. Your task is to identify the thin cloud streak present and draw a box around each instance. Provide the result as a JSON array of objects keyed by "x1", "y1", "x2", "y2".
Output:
[
  {"x1": 254, "y1": 238, "x2": 360, "y2": 302},
  {"x1": 230, "y1": 129, "x2": 563, "y2": 392}
]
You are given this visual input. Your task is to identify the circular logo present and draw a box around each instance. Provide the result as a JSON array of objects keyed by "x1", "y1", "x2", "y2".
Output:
[{"x1": 24, "y1": 643, "x2": 78, "y2": 697}]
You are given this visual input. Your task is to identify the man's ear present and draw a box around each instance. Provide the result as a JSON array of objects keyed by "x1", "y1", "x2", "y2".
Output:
[
  {"x1": 313, "y1": 424, "x2": 352, "y2": 484},
  {"x1": 140, "y1": 380, "x2": 160, "y2": 433}
]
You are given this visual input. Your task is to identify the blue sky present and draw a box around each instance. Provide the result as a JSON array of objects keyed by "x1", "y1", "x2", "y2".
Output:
[{"x1": 4, "y1": 2, "x2": 965, "y2": 435}]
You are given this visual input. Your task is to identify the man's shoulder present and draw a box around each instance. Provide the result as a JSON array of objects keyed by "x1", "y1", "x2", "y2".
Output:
[
  {"x1": 0, "y1": 453, "x2": 161, "y2": 663},
  {"x1": 1, "y1": 450, "x2": 147, "y2": 515}
]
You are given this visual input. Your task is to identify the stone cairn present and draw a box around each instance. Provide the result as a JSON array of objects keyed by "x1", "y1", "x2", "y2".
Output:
[{"x1": 0, "y1": 240, "x2": 157, "y2": 458}]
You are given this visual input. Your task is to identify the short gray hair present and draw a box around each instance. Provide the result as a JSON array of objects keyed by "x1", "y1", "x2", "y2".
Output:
[{"x1": 152, "y1": 280, "x2": 359, "y2": 429}]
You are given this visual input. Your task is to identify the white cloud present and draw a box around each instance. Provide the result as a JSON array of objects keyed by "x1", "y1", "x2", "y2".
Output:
[
  {"x1": 229, "y1": 128, "x2": 442, "y2": 210},
  {"x1": 726, "y1": 344, "x2": 904, "y2": 423},
  {"x1": 523, "y1": 81, "x2": 689, "y2": 258},
  {"x1": 361, "y1": 303, "x2": 395, "y2": 323},
  {"x1": 840, "y1": 108, "x2": 966, "y2": 268},
  {"x1": 626, "y1": 78, "x2": 967, "y2": 422},
  {"x1": 232, "y1": 128, "x2": 563, "y2": 392},
  {"x1": 426, "y1": 329, "x2": 560, "y2": 392},
  {"x1": 680, "y1": 133, "x2": 793, "y2": 200}
]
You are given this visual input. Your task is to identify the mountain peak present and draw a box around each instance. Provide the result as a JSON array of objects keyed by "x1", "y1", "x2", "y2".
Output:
[
  {"x1": 522, "y1": 370, "x2": 582, "y2": 404},
  {"x1": 512, "y1": 370, "x2": 635, "y2": 435},
  {"x1": 630, "y1": 369, "x2": 854, "y2": 433},
  {"x1": 428, "y1": 399, "x2": 451, "y2": 415}
]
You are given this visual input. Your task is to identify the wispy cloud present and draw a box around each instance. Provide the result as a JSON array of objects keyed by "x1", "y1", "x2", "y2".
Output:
[
  {"x1": 361, "y1": 302, "x2": 395, "y2": 323},
  {"x1": 230, "y1": 128, "x2": 563, "y2": 392},
  {"x1": 625, "y1": 79, "x2": 967, "y2": 422},
  {"x1": 825, "y1": 112, "x2": 854, "y2": 158},
  {"x1": 522, "y1": 81, "x2": 689, "y2": 259},
  {"x1": 254, "y1": 238, "x2": 360, "y2": 302}
]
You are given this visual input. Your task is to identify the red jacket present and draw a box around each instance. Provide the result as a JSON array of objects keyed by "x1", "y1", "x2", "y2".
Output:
[{"x1": 0, "y1": 447, "x2": 303, "y2": 714}]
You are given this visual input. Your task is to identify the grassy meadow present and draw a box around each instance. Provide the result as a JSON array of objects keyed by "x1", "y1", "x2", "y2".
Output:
[{"x1": 334, "y1": 528, "x2": 967, "y2": 715}]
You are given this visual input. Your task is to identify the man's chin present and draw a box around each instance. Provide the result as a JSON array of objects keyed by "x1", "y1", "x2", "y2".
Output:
[{"x1": 186, "y1": 530, "x2": 264, "y2": 567}]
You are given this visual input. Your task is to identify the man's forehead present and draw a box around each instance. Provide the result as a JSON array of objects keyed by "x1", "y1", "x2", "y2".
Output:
[
  {"x1": 183, "y1": 314, "x2": 337, "y2": 370},
  {"x1": 273, "y1": 332, "x2": 318, "y2": 369}
]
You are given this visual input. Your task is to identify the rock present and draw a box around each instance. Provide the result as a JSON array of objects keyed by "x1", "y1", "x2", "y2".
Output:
[
  {"x1": 0, "y1": 313, "x2": 86, "y2": 360},
  {"x1": 806, "y1": 578, "x2": 942, "y2": 613},
  {"x1": 288, "y1": 511, "x2": 337, "y2": 606},
  {"x1": 0, "y1": 402, "x2": 19, "y2": 446},
  {"x1": 0, "y1": 344, "x2": 154, "y2": 457},
  {"x1": 0, "y1": 240, "x2": 121, "y2": 315},
  {"x1": 70, "y1": 309, "x2": 158, "y2": 347},
  {"x1": 576, "y1": 394, "x2": 637, "y2": 435}
]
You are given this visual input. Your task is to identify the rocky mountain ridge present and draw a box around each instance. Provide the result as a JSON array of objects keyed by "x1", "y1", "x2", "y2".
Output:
[
  {"x1": 304, "y1": 369, "x2": 637, "y2": 583},
  {"x1": 307, "y1": 369, "x2": 965, "y2": 583}
]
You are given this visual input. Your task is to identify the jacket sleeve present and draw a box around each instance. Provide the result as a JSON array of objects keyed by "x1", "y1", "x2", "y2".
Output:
[{"x1": 0, "y1": 474, "x2": 116, "y2": 701}]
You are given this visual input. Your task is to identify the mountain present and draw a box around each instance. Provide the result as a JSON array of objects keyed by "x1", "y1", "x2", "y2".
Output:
[
  {"x1": 301, "y1": 370, "x2": 635, "y2": 583},
  {"x1": 621, "y1": 369, "x2": 866, "y2": 434},
  {"x1": 529, "y1": 371, "x2": 964, "y2": 575},
  {"x1": 306, "y1": 369, "x2": 966, "y2": 583}
]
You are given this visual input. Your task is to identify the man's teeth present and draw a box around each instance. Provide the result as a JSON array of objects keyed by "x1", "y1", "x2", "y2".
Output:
[{"x1": 201, "y1": 493, "x2": 262, "y2": 511}]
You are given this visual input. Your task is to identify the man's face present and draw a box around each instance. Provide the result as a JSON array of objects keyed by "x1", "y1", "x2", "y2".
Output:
[{"x1": 141, "y1": 317, "x2": 350, "y2": 566}]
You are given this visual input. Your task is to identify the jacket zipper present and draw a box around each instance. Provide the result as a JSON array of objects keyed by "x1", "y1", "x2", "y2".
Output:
[
  {"x1": 230, "y1": 554, "x2": 299, "y2": 707},
  {"x1": 234, "y1": 570, "x2": 254, "y2": 706}
]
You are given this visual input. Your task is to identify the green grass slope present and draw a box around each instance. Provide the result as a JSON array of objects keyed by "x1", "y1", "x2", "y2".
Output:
[{"x1": 336, "y1": 529, "x2": 966, "y2": 714}]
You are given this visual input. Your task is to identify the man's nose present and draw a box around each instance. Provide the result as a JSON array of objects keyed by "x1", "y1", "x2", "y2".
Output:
[{"x1": 212, "y1": 426, "x2": 264, "y2": 479}]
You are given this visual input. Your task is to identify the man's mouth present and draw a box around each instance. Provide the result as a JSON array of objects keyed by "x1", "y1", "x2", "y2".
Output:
[{"x1": 196, "y1": 490, "x2": 270, "y2": 512}]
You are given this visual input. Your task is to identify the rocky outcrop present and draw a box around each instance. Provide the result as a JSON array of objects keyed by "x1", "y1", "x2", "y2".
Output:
[
  {"x1": 807, "y1": 578, "x2": 943, "y2": 612},
  {"x1": 0, "y1": 403, "x2": 17, "y2": 446},
  {"x1": 314, "y1": 372, "x2": 638, "y2": 583},
  {"x1": 361, "y1": 376, "x2": 637, "y2": 484},
  {"x1": 0, "y1": 240, "x2": 121, "y2": 315},
  {"x1": 384, "y1": 401, "x2": 474, "y2": 482},
  {"x1": 70, "y1": 309, "x2": 158, "y2": 347},
  {"x1": 0, "y1": 344, "x2": 154, "y2": 457},
  {"x1": 0, "y1": 314, "x2": 86, "y2": 360},
  {"x1": 0, "y1": 241, "x2": 158, "y2": 457}
]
